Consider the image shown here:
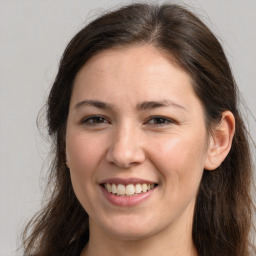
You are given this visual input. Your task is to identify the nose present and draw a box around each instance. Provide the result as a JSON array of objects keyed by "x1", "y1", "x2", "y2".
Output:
[{"x1": 106, "y1": 123, "x2": 145, "y2": 168}]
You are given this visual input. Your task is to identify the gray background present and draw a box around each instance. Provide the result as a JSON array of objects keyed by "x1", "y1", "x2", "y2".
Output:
[{"x1": 1, "y1": 0, "x2": 255, "y2": 255}]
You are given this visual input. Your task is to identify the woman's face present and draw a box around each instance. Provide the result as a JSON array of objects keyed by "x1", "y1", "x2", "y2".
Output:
[{"x1": 66, "y1": 45, "x2": 210, "y2": 241}]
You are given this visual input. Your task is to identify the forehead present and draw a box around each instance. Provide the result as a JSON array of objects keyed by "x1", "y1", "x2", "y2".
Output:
[
  {"x1": 76, "y1": 45, "x2": 187, "y2": 82},
  {"x1": 70, "y1": 45, "x2": 200, "y2": 111}
]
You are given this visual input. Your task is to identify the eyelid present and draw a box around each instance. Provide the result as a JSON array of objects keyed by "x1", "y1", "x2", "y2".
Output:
[
  {"x1": 145, "y1": 115, "x2": 176, "y2": 125},
  {"x1": 79, "y1": 115, "x2": 176, "y2": 127},
  {"x1": 80, "y1": 115, "x2": 110, "y2": 125}
]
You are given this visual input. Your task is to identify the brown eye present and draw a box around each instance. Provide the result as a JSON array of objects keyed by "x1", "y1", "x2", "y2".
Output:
[
  {"x1": 146, "y1": 116, "x2": 174, "y2": 125},
  {"x1": 81, "y1": 115, "x2": 109, "y2": 125}
]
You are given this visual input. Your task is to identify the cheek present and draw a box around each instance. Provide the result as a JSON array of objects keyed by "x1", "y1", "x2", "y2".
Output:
[
  {"x1": 66, "y1": 133, "x2": 105, "y2": 177},
  {"x1": 66, "y1": 132, "x2": 107, "y2": 211},
  {"x1": 150, "y1": 133, "x2": 207, "y2": 194}
]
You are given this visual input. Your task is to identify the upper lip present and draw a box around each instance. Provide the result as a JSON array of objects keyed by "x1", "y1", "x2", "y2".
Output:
[{"x1": 99, "y1": 177, "x2": 158, "y2": 185}]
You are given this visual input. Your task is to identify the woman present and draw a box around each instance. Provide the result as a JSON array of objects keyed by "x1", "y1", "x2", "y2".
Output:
[{"x1": 22, "y1": 3, "x2": 255, "y2": 256}]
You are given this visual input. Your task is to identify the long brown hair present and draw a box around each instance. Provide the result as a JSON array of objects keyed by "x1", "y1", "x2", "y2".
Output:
[{"x1": 22, "y1": 3, "x2": 255, "y2": 255}]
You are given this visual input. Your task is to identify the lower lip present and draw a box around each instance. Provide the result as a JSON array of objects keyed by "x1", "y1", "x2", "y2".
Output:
[{"x1": 100, "y1": 185, "x2": 156, "y2": 207}]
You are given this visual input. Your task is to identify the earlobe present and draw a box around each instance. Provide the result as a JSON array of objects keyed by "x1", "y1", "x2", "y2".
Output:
[{"x1": 204, "y1": 111, "x2": 235, "y2": 170}]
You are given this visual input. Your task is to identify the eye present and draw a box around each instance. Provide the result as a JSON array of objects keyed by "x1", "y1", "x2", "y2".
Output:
[
  {"x1": 81, "y1": 115, "x2": 110, "y2": 126},
  {"x1": 146, "y1": 116, "x2": 175, "y2": 126}
]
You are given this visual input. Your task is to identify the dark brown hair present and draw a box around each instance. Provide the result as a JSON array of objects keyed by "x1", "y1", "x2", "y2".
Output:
[{"x1": 22, "y1": 3, "x2": 255, "y2": 256}]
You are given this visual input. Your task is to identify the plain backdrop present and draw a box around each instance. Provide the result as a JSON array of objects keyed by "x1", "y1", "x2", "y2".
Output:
[{"x1": 1, "y1": 0, "x2": 255, "y2": 255}]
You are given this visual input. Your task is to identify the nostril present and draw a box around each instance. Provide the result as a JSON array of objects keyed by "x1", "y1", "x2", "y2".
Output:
[
  {"x1": 107, "y1": 155, "x2": 143, "y2": 169},
  {"x1": 106, "y1": 135, "x2": 146, "y2": 168}
]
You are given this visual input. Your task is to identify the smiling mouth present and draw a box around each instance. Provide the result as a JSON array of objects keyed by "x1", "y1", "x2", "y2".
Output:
[{"x1": 101, "y1": 183, "x2": 158, "y2": 196}]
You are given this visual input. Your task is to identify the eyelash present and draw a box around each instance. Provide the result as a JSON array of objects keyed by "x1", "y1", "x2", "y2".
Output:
[
  {"x1": 81, "y1": 115, "x2": 110, "y2": 126},
  {"x1": 80, "y1": 115, "x2": 175, "y2": 127},
  {"x1": 145, "y1": 116, "x2": 175, "y2": 126}
]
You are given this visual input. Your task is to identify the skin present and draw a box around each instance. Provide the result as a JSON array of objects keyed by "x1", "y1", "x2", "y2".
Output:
[{"x1": 65, "y1": 45, "x2": 235, "y2": 256}]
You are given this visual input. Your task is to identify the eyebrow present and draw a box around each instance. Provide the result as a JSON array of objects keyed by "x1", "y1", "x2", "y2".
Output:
[
  {"x1": 74, "y1": 100, "x2": 113, "y2": 110},
  {"x1": 136, "y1": 100, "x2": 187, "y2": 111},
  {"x1": 74, "y1": 99, "x2": 187, "y2": 111}
]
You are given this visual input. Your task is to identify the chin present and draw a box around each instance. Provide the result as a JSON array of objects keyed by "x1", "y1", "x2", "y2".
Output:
[{"x1": 100, "y1": 216, "x2": 161, "y2": 241}]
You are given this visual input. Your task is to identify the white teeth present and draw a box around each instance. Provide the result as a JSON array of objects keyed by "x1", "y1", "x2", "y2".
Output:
[
  {"x1": 117, "y1": 184, "x2": 126, "y2": 195},
  {"x1": 106, "y1": 183, "x2": 112, "y2": 193},
  {"x1": 142, "y1": 183, "x2": 148, "y2": 192},
  {"x1": 104, "y1": 183, "x2": 156, "y2": 196},
  {"x1": 135, "y1": 184, "x2": 142, "y2": 193},
  {"x1": 112, "y1": 183, "x2": 117, "y2": 194},
  {"x1": 126, "y1": 184, "x2": 135, "y2": 195}
]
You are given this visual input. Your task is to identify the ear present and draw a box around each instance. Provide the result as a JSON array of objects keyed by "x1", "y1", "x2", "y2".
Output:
[{"x1": 204, "y1": 111, "x2": 235, "y2": 170}]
